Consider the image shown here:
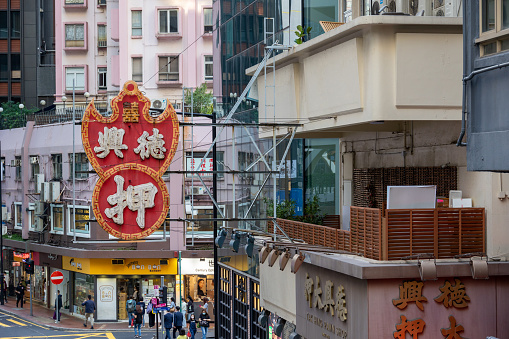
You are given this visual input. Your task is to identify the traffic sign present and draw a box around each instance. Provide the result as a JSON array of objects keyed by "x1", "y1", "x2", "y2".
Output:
[{"x1": 50, "y1": 271, "x2": 64, "y2": 285}]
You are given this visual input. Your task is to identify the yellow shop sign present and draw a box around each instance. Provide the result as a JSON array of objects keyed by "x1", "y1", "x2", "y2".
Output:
[{"x1": 63, "y1": 256, "x2": 177, "y2": 275}]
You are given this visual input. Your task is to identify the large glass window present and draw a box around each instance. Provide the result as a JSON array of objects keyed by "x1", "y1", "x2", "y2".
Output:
[
  {"x1": 68, "y1": 205, "x2": 90, "y2": 235},
  {"x1": 30, "y1": 156, "x2": 39, "y2": 180},
  {"x1": 14, "y1": 202, "x2": 22, "y2": 229},
  {"x1": 74, "y1": 273, "x2": 94, "y2": 316},
  {"x1": 51, "y1": 204, "x2": 64, "y2": 232},
  {"x1": 303, "y1": 0, "x2": 338, "y2": 39},
  {"x1": 158, "y1": 9, "x2": 178, "y2": 34},
  {"x1": 11, "y1": 11, "x2": 20, "y2": 38},
  {"x1": 52, "y1": 154, "x2": 62, "y2": 180},
  {"x1": 69, "y1": 153, "x2": 89, "y2": 179},
  {"x1": 0, "y1": 12, "x2": 7, "y2": 38},
  {"x1": 0, "y1": 54, "x2": 7, "y2": 81},
  {"x1": 98, "y1": 67, "x2": 107, "y2": 90},
  {"x1": 483, "y1": 0, "x2": 496, "y2": 32},
  {"x1": 15, "y1": 156, "x2": 21, "y2": 180},
  {"x1": 65, "y1": 67, "x2": 85, "y2": 91},
  {"x1": 204, "y1": 8, "x2": 213, "y2": 33},
  {"x1": 158, "y1": 56, "x2": 179, "y2": 81},
  {"x1": 65, "y1": 24, "x2": 85, "y2": 47},
  {"x1": 132, "y1": 57, "x2": 142, "y2": 82},
  {"x1": 132, "y1": 10, "x2": 142, "y2": 36},
  {"x1": 11, "y1": 54, "x2": 20, "y2": 79},
  {"x1": 28, "y1": 203, "x2": 36, "y2": 231},
  {"x1": 97, "y1": 25, "x2": 107, "y2": 47},
  {"x1": 205, "y1": 55, "x2": 213, "y2": 81},
  {"x1": 480, "y1": 0, "x2": 509, "y2": 55}
]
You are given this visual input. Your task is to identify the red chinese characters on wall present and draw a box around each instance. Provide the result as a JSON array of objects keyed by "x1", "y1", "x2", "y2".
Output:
[{"x1": 81, "y1": 81, "x2": 179, "y2": 239}]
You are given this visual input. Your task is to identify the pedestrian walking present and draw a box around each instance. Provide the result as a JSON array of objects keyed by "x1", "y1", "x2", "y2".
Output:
[
  {"x1": 164, "y1": 309, "x2": 175, "y2": 339},
  {"x1": 172, "y1": 306, "x2": 184, "y2": 339},
  {"x1": 54, "y1": 290, "x2": 63, "y2": 323},
  {"x1": 198, "y1": 309, "x2": 211, "y2": 338},
  {"x1": 186, "y1": 296, "x2": 194, "y2": 321},
  {"x1": 147, "y1": 297, "x2": 157, "y2": 328},
  {"x1": 133, "y1": 304, "x2": 143, "y2": 338},
  {"x1": 126, "y1": 296, "x2": 137, "y2": 328},
  {"x1": 169, "y1": 297, "x2": 176, "y2": 310},
  {"x1": 2, "y1": 277, "x2": 8, "y2": 303},
  {"x1": 136, "y1": 297, "x2": 146, "y2": 327},
  {"x1": 82, "y1": 295, "x2": 96, "y2": 329},
  {"x1": 15, "y1": 282, "x2": 24, "y2": 308},
  {"x1": 181, "y1": 299, "x2": 187, "y2": 326},
  {"x1": 176, "y1": 329, "x2": 187, "y2": 339},
  {"x1": 188, "y1": 314, "x2": 197, "y2": 339},
  {"x1": 133, "y1": 286, "x2": 139, "y2": 303}
]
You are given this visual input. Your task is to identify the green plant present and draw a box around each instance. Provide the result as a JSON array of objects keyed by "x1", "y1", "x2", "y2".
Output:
[
  {"x1": 264, "y1": 198, "x2": 296, "y2": 220},
  {"x1": 264, "y1": 194, "x2": 324, "y2": 225},
  {"x1": 0, "y1": 101, "x2": 36, "y2": 130},
  {"x1": 299, "y1": 195, "x2": 324, "y2": 225},
  {"x1": 2, "y1": 233, "x2": 25, "y2": 241},
  {"x1": 294, "y1": 25, "x2": 312, "y2": 44},
  {"x1": 184, "y1": 83, "x2": 213, "y2": 114}
]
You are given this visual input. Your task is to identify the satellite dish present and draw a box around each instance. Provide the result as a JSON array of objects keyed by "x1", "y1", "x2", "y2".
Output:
[
  {"x1": 372, "y1": 1, "x2": 380, "y2": 14},
  {"x1": 153, "y1": 100, "x2": 163, "y2": 109}
]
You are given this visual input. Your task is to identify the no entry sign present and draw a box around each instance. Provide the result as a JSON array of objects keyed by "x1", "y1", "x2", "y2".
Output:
[{"x1": 50, "y1": 271, "x2": 64, "y2": 285}]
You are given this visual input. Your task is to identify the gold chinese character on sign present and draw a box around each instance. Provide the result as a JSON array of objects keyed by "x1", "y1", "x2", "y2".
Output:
[
  {"x1": 335, "y1": 284, "x2": 347, "y2": 322},
  {"x1": 440, "y1": 315, "x2": 465, "y2": 339},
  {"x1": 313, "y1": 276, "x2": 325, "y2": 309},
  {"x1": 123, "y1": 102, "x2": 139, "y2": 122},
  {"x1": 393, "y1": 315, "x2": 426, "y2": 339},
  {"x1": 393, "y1": 281, "x2": 428, "y2": 311},
  {"x1": 305, "y1": 273, "x2": 314, "y2": 308},
  {"x1": 434, "y1": 278, "x2": 470, "y2": 308},
  {"x1": 322, "y1": 280, "x2": 335, "y2": 316}
]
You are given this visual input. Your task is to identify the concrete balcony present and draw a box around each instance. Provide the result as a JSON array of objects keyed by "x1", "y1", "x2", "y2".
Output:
[{"x1": 249, "y1": 16, "x2": 463, "y2": 137}]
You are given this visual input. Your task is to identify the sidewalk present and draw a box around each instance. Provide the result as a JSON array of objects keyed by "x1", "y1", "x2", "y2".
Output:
[{"x1": 0, "y1": 295, "x2": 214, "y2": 335}]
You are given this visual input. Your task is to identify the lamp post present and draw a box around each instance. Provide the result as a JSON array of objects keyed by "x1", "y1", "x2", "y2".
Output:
[
  {"x1": 62, "y1": 96, "x2": 67, "y2": 112},
  {"x1": 84, "y1": 92, "x2": 90, "y2": 106},
  {"x1": 0, "y1": 138, "x2": 3, "y2": 306}
]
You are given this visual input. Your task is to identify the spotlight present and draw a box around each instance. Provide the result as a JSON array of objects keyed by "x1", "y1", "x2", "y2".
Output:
[
  {"x1": 230, "y1": 232, "x2": 241, "y2": 252},
  {"x1": 291, "y1": 253, "x2": 304, "y2": 274},
  {"x1": 215, "y1": 229, "x2": 228, "y2": 248},
  {"x1": 267, "y1": 249, "x2": 280, "y2": 267},
  {"x1": 258, "y1": 310, "x2": 270, "y2": 327},
  {"x1": 279, "y1": 250, "x2": 291, "y2": 271},
  {"x1": 274, "y1": 318, "x2": 286, "y2": 336},
  {"x1": 259, "y1": 246, "x2": 271, "y2": 264},
  {"x1": 289, "y1": 332, "x2": 302, "y2": 339},
  {"x1": 245, "y1": 235, "x2": 255, "y2": 258}
]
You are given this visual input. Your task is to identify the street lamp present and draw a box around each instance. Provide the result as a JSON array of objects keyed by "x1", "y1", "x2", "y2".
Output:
[
  {"x1": 84, "y1": 92, "x2": 90, "y2": 105},
  {"x1": 18, "y1": 103, "x2": 24, "y2": 110},
  {"x1": 61, "y1": 96, "x2": 67, "y2": 112},
  {"x1": 39, "y1": 100, "x2": 46, "y2": 107}
]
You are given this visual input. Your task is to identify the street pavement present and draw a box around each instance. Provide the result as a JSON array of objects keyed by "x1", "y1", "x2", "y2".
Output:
[{"x1": 0, "y1": 296, "x2": 212, "y2": 339}]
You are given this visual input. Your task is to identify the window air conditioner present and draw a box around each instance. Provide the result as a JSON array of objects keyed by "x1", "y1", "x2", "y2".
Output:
[
  {"x1": 191, "y1": 186, "x2": 205, "y2": 195},
  {"x1": 151, "y1": 99, "x2": 168, "y2": 109}
]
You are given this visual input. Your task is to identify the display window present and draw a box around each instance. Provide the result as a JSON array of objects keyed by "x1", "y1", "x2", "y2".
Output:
[
  {"x1": 74, "y1": 273, "x2": 95, "y2": 315},
  {"x1": 33, "y1": 266, "x2": 48, "y2": 303},
  {"x1": 184, "y1": 274, "x2": 214, "y2": 302}
]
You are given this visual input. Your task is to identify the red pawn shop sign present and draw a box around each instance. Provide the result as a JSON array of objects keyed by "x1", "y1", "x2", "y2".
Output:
[
  {"x1": 81, "y1": 81, "x2": 179, "y2": 240},
  {"x1": 50, "y1": 271, "x2": 64, "y2": 285}
]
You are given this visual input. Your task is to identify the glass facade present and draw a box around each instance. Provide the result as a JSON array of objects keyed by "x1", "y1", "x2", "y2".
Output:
[
  {"x1": 73, "y1": 273, "x2": 95, "y2": 316},
  {"x1": 303, "y1": 0, "x2": 338, "y2": 39}
]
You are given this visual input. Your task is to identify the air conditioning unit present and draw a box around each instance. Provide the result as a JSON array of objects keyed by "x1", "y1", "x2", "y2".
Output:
[
  {"x1": 35, "y1": 201, "x2": 45, "y2": 215},
  {"x1": 50, "y1": 182, "x2": 61, "y2": 202},
  {"x1": 444, "y1": 0, "x2": 462, "y2": 17},
  {"x1": 1, "y1": 206, "x2": 8, "y2": 220},
  {"x1": 34, "y1": 218, "x2": 44, "y2": 232},
  {"x1": 191, "y1": 186, "x2": 205, "y2": 195},
  {"x1": 432, "y1": 0, "x2": 445, "y2": 16},
  {"x1": 387, "y1": 0, "x2": 397, "y2": 12},
  {"x1": 30, "y1": 157, "x2": 39, "y2": 164},
  {"x1": 151, "y1": 99, "x2": 167, "y2": 109},
  {"x1": 40, "y1": 182, "x2": 50, "y2": 202},
  {"x1": 35, "y1": 174, "x2": 45, "y2": 193}
]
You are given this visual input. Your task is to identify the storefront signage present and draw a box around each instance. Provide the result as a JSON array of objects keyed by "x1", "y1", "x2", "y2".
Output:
[
  {"x1": 180, "y1": 258, "x2": 214, "y2": 275},
  {"x1": 13, "y1": 251, "x2": 30, "y2": 259},
  {"x1": 62, "y1": 256, "x2": 177, "y2": 275},
  {"x1": 305, "y1": 273, "x2": 348, "y2": 321},
  {"x1": 99, "y1": 285, "x2": 114, "y2": 302},
  {"x1": 97, "y1": 278, "x2": 117, "y2": 321},
  {"x1": 186, "y1": 157, "x2": 214, "y2": 176},
  {"x1": 391, "y1": 278, "x2": 470, "y2": 338},
  {"x1": 81, "y1": 80, "x2": 179, "y2": 240}
]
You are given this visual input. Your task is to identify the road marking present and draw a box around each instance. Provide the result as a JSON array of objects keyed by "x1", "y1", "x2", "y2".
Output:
[
  {"x1": 7, "y1": 318, "x2": 28, "y2": 326},
  {"x1": 0, "y1": 321, "x2": 11, "y2": 327},
  {"x1": 1, "y1": 333, "x2": 115, "y2": 339},
  {"x1": 105, "y1": 333, "x2": 116, "y2": 339}
]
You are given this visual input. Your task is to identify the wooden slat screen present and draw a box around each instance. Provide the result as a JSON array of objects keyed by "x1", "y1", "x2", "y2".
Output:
[{"x1": 350, "y1": 207, "x2": 382, "y2": 259}]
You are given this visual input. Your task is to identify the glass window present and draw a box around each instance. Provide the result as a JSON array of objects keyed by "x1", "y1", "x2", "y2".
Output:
[
  {"x1": 74, "y1": 273, "x2": 94, "y2": 316},
  {"x1": 132, "y1": 10, "x2": 142, "y2": 36},
  {"x1": 159, "y1": 9, "x2": 178, "y2": 34},
  {"x1": 11, "y1": 12, "x2": 20, "y2": 38},
  {"x1": 65, "y1": 0, "x2": 85, "y2": 4},
  {"x1": 28, "y1": 203, "x2": 35, "y2": 231},
  {"x1": 0, "y1": 12, "x2": 7, "y2": 38},
  {"x1": 65, "y1": 67, "x2": 85, "y2": 91},
  {"x1": 65, "y1": 24, "x2": 85, "y2": 47},
  {"x1": 503, "y1": 0, "x2": 509, "y2": 29},
  {"x1": 98, "y1": 67, "x2": 107, "y2": 90},
  {"x1": 186, "y1": 206, "x2": 224, "y2": 233},
  {"x1": 68, "y1": 205, "x2": 90, "y2": 234},
  {"x1": 132, "y1": 57, "x2": 142, "y2": 82},
  {"x1": 484, "y1": 41, "x2": 498, "y2": 55},
  {"x1": 303, "y1": 0, "x2": 338, "y2": 39},
  {"x1": 14, "y1": 202, "x2": 22, "y2": 229},
  {"x1": 502, "y1": 38, "x2": 509, "y2": 50},
  {"x1": 1, "y1": 157, "x2": 5, "y2": 180},
  {"x1": 52, "y1": 154, "x2": 62, "y2": 180},
  {"x1": 15, "y1": 156, "x2": 21, "y2": 180},
  {"x1": 98, "y1": 25, "x2": 107, "y2": 47},
  {"x1": 30, "y1": 156, "x2": 39, "y2": 180},
  {"x1": 204, "y1": 8, "x2": 213, "y2": 33},
  {"x1": 0, "y1": 54, "x2": 7, "y2": 81},
  {"x1": 51, "y1": 204, "x2": 64, "y2": 232},
  {"x1": 158, "y1": 56, "x2": 179, "y2": 81},
  {"x1": 11, "y1": 54, "x2": 20, "y2": 79},
  {"x1": 69, "y1": 153, "x2": 89, "y2": 179},
  {"x1": 205, "y1": 55, "x2": 213, "y2": 81}
]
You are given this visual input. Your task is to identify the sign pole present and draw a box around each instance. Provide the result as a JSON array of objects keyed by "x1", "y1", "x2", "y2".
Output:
[
  {"x1": 29, "y1": 254, "x2": 32, "y2": 316},
  {"x1": 0, "y1": 140, "x2": 4, "y2": 306}
]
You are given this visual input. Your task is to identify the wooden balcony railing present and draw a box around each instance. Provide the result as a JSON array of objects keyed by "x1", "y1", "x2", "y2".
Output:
[{"x1": 274, "y1": 207, "x2": 485, "y2": 261}]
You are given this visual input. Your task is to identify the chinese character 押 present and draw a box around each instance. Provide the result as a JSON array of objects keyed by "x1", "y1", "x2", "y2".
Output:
[{"x1": 393, "y1": 315, "x2": 425, "y2": 339}]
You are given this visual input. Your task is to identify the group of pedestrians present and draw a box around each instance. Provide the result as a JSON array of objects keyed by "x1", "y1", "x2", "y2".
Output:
[{"x1": 164, "y1": 296, "x2": 210, "y2": 339}]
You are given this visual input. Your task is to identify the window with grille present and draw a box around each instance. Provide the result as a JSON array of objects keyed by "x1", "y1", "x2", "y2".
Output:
[
  {"x1": 158, "y1": 9, "x2": 178, "y2": 34},
  {"x1": 69, "y1": 153, "x2": 89, "y2": 179},
  {"x1": 158, "y1": 56, "x2": 179, "y2": 81},
  {"x1": 205, "y1": 55, "x2": 213, "y2": 81},
  {"x1": 52, "y1": 154, "x2": 62, "y2": 179},
  {"x1": 98, "y1": 67, "x2": 107, "y2": 90},
  {"x1": 132, "y1": 57, "x2": 143, "y2": 82},
  {"x1": 65, "y1": 24, "x2": 85, "y2": 47},
  {"x1": 132, "y1": 10, "x2": 142, "y2": 36},
  {"x1": 98, "y1": 25, "x2": 107, "y2": 47},
  {"x1": 204, "y1": 8, "x2": 213, "y2": 33}
]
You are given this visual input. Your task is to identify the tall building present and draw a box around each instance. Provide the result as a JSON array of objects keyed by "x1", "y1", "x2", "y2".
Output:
[
  {"x1": 216, "y1": 0, "x2": 509, "y2": 338},
  {"x1": 0, "y1": 0, "x2": 55, "y2": 108}
]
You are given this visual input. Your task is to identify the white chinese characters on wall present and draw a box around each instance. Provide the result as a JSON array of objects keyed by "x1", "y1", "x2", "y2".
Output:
[{"x1": 94, "y1": 127, "x2": 167, "y2": 161}]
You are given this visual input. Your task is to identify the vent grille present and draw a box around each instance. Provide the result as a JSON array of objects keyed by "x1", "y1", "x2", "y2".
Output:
[
  {"x1": 112, "y1": 259, "x2": 124, "y2": 265},
  {"x1": 160, "y1": 259, "x2": 168, "y2": 265}
]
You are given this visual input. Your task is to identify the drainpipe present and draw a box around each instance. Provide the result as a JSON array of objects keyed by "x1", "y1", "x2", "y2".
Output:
[
  {"x1": 457, "y1": 61, "x2": 509, "y2": 147},
  {"x1": 21, "y1": 121, "x2": 35, "y2": 240}
]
